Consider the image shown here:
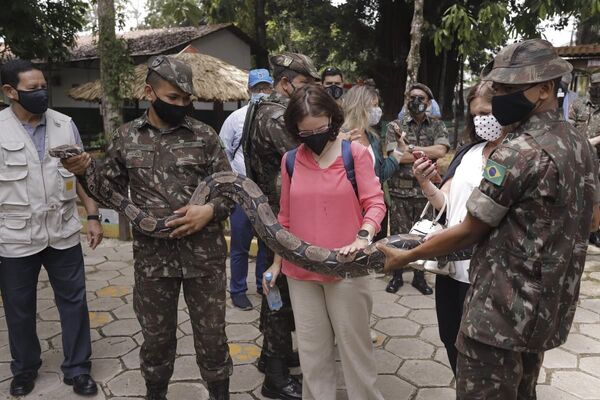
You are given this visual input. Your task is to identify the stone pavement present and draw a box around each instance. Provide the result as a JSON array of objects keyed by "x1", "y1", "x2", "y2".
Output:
[{"x1": 1, "y1": 238, "x2": 600, "y2": 400}]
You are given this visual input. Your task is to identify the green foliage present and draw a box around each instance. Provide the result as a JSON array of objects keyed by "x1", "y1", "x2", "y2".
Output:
[
  {"x1": 144, "y1": 0, "x2": 204, "y2": 28},
  {"x1": 0, "y1": 0, "x2": 88, "y2": 61}
]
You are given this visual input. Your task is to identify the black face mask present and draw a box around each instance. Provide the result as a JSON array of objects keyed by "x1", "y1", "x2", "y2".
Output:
[
  {"x1": 492, "y1": 88, "x2": 536, "y2": 127},
  {"x1": 299, "y1": 130, "x2": 337, "y2": 155},
  {"x1": 15, "y1": 88, "x2": 49, "y2": 115},
  {"x1": 152, "y1": 91, "x2": 191, "y2": 126},
  {"x1": 325, "y1": 85, "x2": 344, "y2": 100},
  {"x1": 407, "y1": 97, "x2": 426, "y2": 114}
]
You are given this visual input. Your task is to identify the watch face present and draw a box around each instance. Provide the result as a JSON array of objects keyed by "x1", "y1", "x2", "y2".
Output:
[{"x1": 358, "y1": 229, "x2": 369, "y2": 238}]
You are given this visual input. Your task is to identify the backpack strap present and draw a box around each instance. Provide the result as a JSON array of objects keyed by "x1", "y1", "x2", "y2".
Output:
[
  {"x1": 341, "y1": 140, "x2": 358, "y2": 197},
  {"x1": 285, "y1": 147, "x2": 298, "y2": 178}
]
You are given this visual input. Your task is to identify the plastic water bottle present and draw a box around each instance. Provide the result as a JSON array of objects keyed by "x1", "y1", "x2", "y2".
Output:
[{"x1": 264, "y1": 272, "x2": 283, "y2": 311}]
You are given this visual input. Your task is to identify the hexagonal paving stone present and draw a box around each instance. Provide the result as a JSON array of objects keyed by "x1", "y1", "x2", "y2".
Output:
[
  {"x1": 113, "y1": 303, "x2": 136, "y2": 319},
  {"x1": 225, "y1": 308, "x2": 260, "y2": 324},
  {"x1": 84, "y1": 256, "x2": 107, "y2": 266},
  {"x1": 386, "y1": 338, "x2": 435, "y2": 359},
  {"x1": 543, "y1": 347, "x2": 578, "y2": 369},
  {"x1": 101, "y1": 319, "x2": 141, "y2": 337},
  {"x1": 561, "y1": 333, "x2": 600, "y2": 354},
  {"x1": 38, "y1": 321, "x2": 62, "y2": 340},
  {"x1": 230, "y1": 364, "x2": 263, "y2": 393},
  {"x1": 579, "y1": 298, "x2": 600, "y2": 314},
  {"x1": 91, "y1": 357, "x2": 123, "y2": 384},
  {"x1": 580, "y1": 280, "x2": 600, "y2": 297},
  {"x1": 399, "y1": 360, "x2": 453, "y2": 387},
  {"x1": 398, "y1": 295, "x2": 436, "y2": 309},
  {"x1": 536, "y1": 385, "x2": 582, "y2": 400},
  {"x1": 86, "y1": 269, "x2": 121, "y2": 282},
  {"x1": 97, "y1": 261, "x2": 130, "y2": 271},
  {"x1": 87, "y1": 297, "x2": 125, "y2": 312},
  {"x1": 552, "y1": 370, "x2": 600, "y2": 399},
  {"x1": 573, "y1": 307, "x2": 600, "y2": 323},
  {"x1": 229, "y1": 343, "x2": 261, "y2": 365},
  {"x1": 107, "y1": 370, "x2": 146, "y2": 397},
  {"x1": 121, "y1": 348, "x2": 141, "y2": 370},
  {"x1": 172, "y1": 355, "x2": 201, "y2": 381},
  {"x1": 92, "y1": 337, "x2": 137, "y2": 358},
  {"x1": 419, "y1": 326, "x2": 444, "y2": 347},
  {"x1": 373, "y1": 318, "x2": 420, "y2": 337},
  {"x1": 96, "y1": 285, "x2": 132, "y2": 298},
  {"x1": 375, "y1": 374, "x2": 416, "y2": 399},
  {"x1": 374, "y1": 349, "x2": 401, "y2": 374},
  {"x1": 371, "y1": 291, "x2": 398, "y2": 304},
  {"x1": 408, "y1": 309, "x2": 438, "y2": 325},
  {"x1": 372, "y1": 303, "x2": 410, "y2": 318},
  {"x1": 226, "y1": 324, "x2": 261, "y2": 342},
  {"x1": 38, "y1": 306, "x2": 60, "y2": 321},
  {"x1": 579, "y1": 323, "x2": 600, "y2": 340},
  {"x1": 415, "y1": 387, "x2": 456, "y2": 400},
  {"x1": 369, "y1": 278, "x2": 390, "y2": 292},
  {"x1": 169, "y1": 382, "x2": 209, "y2": 399},
  {"x1": 89, "y1": 311, "x2": 113, "y2": 328},
  {"x1": 580, "y1": 356, "x2": 600, "y2": 378},
  {"x1": 176, "y1": 335, "x2": 196, "y2": 356}
]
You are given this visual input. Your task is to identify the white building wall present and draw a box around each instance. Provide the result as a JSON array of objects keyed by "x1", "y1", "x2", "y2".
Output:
[
  {"x1": 49, "y1": 63, "x2": 101, "y2": 109},
  {"x1": 191, "y1": 30, "x2": 252, "y2": 71}
]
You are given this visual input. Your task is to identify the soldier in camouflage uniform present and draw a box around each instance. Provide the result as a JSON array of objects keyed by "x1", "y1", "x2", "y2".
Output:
[
  {"x1": 244, "y1": 52, "x2": 319, "y2": 400},
  {"x1": 62, "y1": 56, "x2": 233, "y2": 400},
  {"x1": 378, "y1": 39, "x2": 600, "y2": 400},
  {"x1": 384, "y1": 83, "x2": 450, "y2": 295},
  {"x1": 570, "y1": 73, "x2": 600, "y2": 244}
]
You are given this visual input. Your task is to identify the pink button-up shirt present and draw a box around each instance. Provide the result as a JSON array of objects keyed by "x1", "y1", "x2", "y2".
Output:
[{"x1": 278, "y1": 141, "x2": 386, "y2": 282}]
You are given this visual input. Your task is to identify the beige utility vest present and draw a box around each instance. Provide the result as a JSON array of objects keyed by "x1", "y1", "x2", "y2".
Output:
[{"x1": 0, "y1": 108, "x2": 81, "y2": 257}]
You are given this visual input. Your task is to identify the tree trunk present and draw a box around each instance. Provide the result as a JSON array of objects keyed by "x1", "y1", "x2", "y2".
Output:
[
  {"x1": 98, "y1": 0, "x2": 122, "y2": 140},
  {"x1": 405, "y1": 0, "x2": 425, "y2": 92},
  {"x1": 254, "y1": 0, "x2": 269, "y2": 68}
]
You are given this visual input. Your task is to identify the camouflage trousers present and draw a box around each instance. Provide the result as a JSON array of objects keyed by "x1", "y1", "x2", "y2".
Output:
[
  {"x1": 456, "y1": 333, "x2": 544, "y2": 400},
  {"x1": 133, "y1": 270, "x2": 233, "y2": 385},
  {"x1": 259, "y1": 247, "x2": 295, "y2": 359},
  {"x1": 389, "y1": 195, "x2": 429, "y2": 279}
]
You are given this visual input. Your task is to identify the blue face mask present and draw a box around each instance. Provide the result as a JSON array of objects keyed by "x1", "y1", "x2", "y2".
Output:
[{"x1": 251, "y1": 93, "x2": 269, "y2": 103}]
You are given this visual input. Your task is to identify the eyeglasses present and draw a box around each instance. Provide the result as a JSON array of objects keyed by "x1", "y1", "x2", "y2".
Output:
[{"x1": 298, "y1": 124, "x2": 331, "y2": 137}]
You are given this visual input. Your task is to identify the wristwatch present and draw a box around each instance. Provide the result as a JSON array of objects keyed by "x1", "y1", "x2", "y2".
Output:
[
  {"x1": 356, "y1": 229, "x2": 373, "y2": 245},
  {"x1": 408, "y1": 144, "x2": 415, "y2": 153},
  {"x1": 87, "y1": 213, "x2": 102, "y2": 222}
]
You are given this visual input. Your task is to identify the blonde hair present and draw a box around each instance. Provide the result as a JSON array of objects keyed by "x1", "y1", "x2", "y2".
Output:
[{"x1": 341, "y1": 85, "x2": 379, "y2": 136}]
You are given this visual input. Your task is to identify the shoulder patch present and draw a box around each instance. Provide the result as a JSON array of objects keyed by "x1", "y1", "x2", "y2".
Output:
[{"x1": 483, "y1": 159, "x2": 507, "y2": 186}]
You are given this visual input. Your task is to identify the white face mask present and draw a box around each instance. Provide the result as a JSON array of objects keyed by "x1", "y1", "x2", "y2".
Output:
[
  {"x1": 473, "y1": 114, "x2": 503, "y2": 141},
  {"x1": 251, "y1": 92, "x2": 269, "y2": 103},
  {"x1": 368, "y1": 106, "x2": 382, "y2": 126}
]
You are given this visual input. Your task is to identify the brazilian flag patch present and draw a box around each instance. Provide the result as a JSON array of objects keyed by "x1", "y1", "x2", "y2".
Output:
[{"x1": 483, "y1": 159, "x2": 507, "y2": 186}]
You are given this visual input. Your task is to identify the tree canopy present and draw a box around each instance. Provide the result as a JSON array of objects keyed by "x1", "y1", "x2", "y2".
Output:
[{"x1": 0, "y1": 0, "x2": 88, "y2": 61}]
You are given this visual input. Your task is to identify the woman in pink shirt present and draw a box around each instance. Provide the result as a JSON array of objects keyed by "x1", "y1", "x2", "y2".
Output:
[{"x1": 262, "y1": 85, "x2": 386, "y2": 400}]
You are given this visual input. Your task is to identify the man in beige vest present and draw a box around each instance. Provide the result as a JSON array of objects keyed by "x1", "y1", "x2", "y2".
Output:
[{"x1": 0, "y1": 59, "x2": 102, "y2": 397}]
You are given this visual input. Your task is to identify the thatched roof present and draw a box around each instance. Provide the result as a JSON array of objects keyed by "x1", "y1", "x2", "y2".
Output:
[{"x1": 68, "y1": 52, "x2": 249, "y2": 103}]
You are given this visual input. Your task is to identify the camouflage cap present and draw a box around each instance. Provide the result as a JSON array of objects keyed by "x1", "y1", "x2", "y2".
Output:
[
  {"x1": 270, "y1": 52, "x2": 320, "y2": 80},
  {"x1": 482, "y1": 39, "x2": 572, "y2": 85},
  {"x1": 591, "y1": 72, "x2": 600, "y2": 84},
  {"x1": 148, "y1": 55, "x2": 198, "y2": 96}
]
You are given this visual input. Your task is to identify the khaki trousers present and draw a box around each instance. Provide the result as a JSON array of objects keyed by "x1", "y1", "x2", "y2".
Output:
[{"x1": 287, "y1": 276, "x2": 384, "y2": 400}]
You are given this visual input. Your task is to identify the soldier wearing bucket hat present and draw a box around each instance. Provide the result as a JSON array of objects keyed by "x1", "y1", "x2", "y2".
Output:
[{"x1": 377, "y1": 39, "x2": 600, "y2": 399}]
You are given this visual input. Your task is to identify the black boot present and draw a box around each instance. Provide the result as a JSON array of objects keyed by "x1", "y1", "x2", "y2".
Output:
[
  {"x1": 261, "y1": 357, "x2": 302, "y2": 400},
  {"x1": 385, "y1": 272, "x2": 404, "y2": 293},
  {"x1": 412, "y1": 270, "x2": 433, "y2": 295},
  {"x1": 208, "y1": 379, "x2": 229, "y2": 400},
  {"x1": 146, "y1": 382, "x2": 168, "y2": 400},
  {"x1": 258, "y1": 350, "x2": 301, "y2": 373}
]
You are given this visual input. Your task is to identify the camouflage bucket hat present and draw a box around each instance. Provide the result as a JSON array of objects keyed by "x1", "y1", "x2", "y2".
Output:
[
  {"x1": 270, "y1": 52, "x2": 320, "y2": 80},
  {"x1": 148, "y1": 55, "x2": 198, "y2": 96},
  {"x1": 482, "y1": 39, "x2": 572, "y2": 84}
]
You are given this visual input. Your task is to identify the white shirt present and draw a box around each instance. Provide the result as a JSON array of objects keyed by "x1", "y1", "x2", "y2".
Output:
[
  {"x1": 446, "y1": 142, "x2": 486, "y2": 283},
  {"x1": 219, "y1": 104, "x2": 249, "y2": 175}
]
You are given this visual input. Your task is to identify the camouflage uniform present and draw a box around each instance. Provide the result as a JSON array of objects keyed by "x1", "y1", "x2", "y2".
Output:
[
  {"x1": 244, "y1": 54, "x2": 320, "y2": 361},
  {"x1": 96, "y1": 56, "x2": 233, "y2": 386},
  {"x1": 456, "y1": 40, "x2": 599, "y2": 399},
  {"x1": 569, "y1": 73, "x2": 600, "y2": 152},
  {"x1": 384, "y1": 114, "x2": 450, "y2": 233}
]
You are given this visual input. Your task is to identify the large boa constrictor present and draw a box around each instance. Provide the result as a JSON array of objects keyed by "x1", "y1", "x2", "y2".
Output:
[{"x1": 49, "y1": 144, "x2": 472, "y2": 278}]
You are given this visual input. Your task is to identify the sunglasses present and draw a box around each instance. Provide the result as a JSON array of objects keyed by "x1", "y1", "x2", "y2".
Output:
[
  {"x1": 409, "y1": 95, "x2": 427, "y2": 102},
  {"x1": 298, "y1": 124, "x2": 331, "y2": 137}
]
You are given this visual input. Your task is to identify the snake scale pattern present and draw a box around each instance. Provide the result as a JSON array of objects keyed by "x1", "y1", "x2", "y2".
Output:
[{"x1": 49, "y1": 144, "x2": 472, "y2": 278}]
